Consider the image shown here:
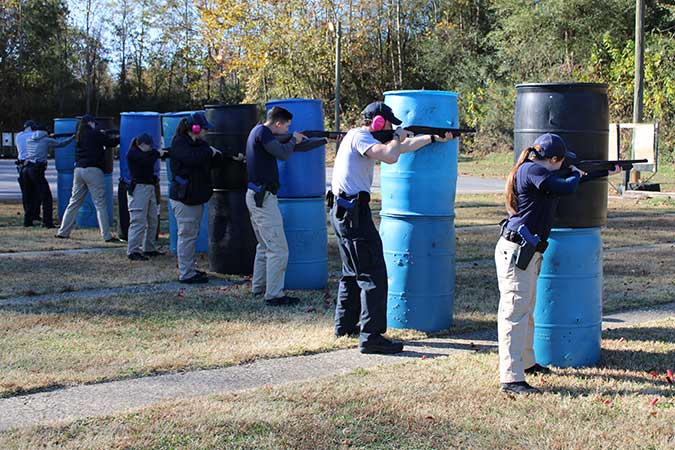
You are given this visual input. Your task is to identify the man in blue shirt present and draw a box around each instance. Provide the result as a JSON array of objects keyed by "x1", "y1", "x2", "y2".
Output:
[{"x1": 245, "y1": 106, "x2": 312, "y2": 306}]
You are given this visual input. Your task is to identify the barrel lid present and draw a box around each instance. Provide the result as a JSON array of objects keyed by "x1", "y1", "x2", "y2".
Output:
[
  {"x1": 161, "y1": 111, "x2": 201, "y2": 117},
  {"x1": 120, "y1": 111, "x2": 161, "y2": 117},
  {"x1": 265, "y1": 98, "x2": 322, "y2": 105},
  {"x1": 384, "y1": 90, "x2": 458, "y2": 97},
  {"x1": 54, "y1": 118, "x2": 79, "y2": 122},
  {"x1": 204, "y1": 103, "x2": 257, "y2": 109},
  {"x1": 516, "y1": 82, "x2": 608, "y2": 91}
]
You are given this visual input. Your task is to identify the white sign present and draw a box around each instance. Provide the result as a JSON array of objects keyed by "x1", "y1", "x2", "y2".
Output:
[{"x1": 2, "y1": 133, "x2": 12, "y2": 147}]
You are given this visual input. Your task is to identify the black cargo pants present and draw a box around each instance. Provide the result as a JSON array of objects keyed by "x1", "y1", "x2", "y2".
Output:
[{"x1": 330, "y1": 199, "x2": 388, "y2": 346}]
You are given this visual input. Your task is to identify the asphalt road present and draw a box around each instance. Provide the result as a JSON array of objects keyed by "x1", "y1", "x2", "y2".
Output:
[{"x1": 0, "y1": 160, "x2": 504, "y2": 201}]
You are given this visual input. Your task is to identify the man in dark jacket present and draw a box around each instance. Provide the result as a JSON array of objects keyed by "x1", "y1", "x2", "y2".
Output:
[{"x1": 56, "y1": 114, "x2": 120, "y2": 242}]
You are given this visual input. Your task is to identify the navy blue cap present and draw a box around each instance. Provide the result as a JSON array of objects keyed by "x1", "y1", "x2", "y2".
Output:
[
  {"x1": 81, "y1": 114, "x2": 96, "y2": 124},
  {"x1": 533, "y1": 133, "x2": 576, "y2": 160},
  {"x1": 190, "y1": 112, "x2": 213, "y2": 130},
  {"x1": 23, "y1": 120, "x2": 36, "y2": 129},
  {"x1": 136, "y1": 132, "x2": 154, "y2": 146},
  {"x1": 362, "y1": 101, "x2": 402, "y2": 126}
]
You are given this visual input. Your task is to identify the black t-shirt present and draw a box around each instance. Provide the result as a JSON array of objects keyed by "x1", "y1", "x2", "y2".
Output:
[
  {"x1": 127, "y1": 144, "x2": 159, "y2": 183},
  {"x1": 506, "y1": 161, "x2": 558, "y2": 240},
  {"x1": 246, "y1": 124, "x2": 279, "y2": 187}
]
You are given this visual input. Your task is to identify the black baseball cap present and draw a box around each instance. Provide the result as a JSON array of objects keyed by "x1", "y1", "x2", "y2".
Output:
[
  {"x1": 136, "y1": 132, "x2": 154, "y2": 146},
  {"x1": 81, "y1": 114, "x2": 97, "y2": 124},
  {"x1": 190, "y1": 111, "x2": 213, "y2": 130},
  {"x1": 361, "y1": 101, "x2": 402, "y2": 126},
  {"x1": 533, "y1": 133, "x2": 576, "y2": 159}
]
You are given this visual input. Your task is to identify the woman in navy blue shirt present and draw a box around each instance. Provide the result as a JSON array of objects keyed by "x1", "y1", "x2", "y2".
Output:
[{"x1": 495, "y1": 133, "x2": 620, "y2": 395}]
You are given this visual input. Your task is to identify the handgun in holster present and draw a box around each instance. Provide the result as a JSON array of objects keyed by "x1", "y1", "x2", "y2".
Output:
[
  {"x1": 128, "y1": 181, "x2": 137, "y2": 196},
  {"x1": 515, "y1": 225, "x2": 548, "y2": 270},
  {"x1": 335, "y1": 197, "x2": 359, "y2": 229}
]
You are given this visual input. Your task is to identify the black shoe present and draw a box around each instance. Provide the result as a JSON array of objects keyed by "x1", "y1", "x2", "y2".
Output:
[
  {"x1": 43, "y1": 224, "x2": 56, "y2": 229},
  {"x1": 335, "y1": 327, "x2": 360, "y2": 338},
  {"x1": 359, "y1": 337, "x2": 404, "y2": 354},
  {"x1": 265, "y1": 295, "x2": 301, "y2": 306},
  {"x1": 525, "y1": 364, "x2": 551, "y2": 375},
  {"x1": 500, "y1": 381, "x2": 542, "y2": 395},
  {"x1": 143, "y1": 250, "x2": 165, "y2": 257},
  {"x1": 23, "y1": 222, "x2": 33, "y2": 227},
  {"x1": 105, "y1": 237, "x2": 123, "y2": 243},
  {"x1": 54, "y1": 234, "x2": 68, "y2": 239},
  {"x1": 128, "y1": 252, "x2": 149, "y2": 261},
  {"x1": 179, "y1": 272, "x2": 209, "y2": 284}
]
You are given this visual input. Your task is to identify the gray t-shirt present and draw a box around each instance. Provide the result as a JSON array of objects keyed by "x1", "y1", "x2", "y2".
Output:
[{"x1": 331, "y1": 128, "x2": 379, "y2": 195}]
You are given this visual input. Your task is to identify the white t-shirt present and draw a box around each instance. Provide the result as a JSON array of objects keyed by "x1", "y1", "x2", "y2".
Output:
[{"x1": 331, "y1": 128, "x2": 380, "y2": 195}]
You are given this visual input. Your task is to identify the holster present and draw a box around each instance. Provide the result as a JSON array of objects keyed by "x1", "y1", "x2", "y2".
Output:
[
  {"x1": 325, "y1": 190, "x2": 335, "y2": 210},
  {"x1": 248, "y1": 182, "x2": 279, "y2": 208},
  {"x1": 128, "y1": 181, "x2": 137, "y2": 196},
  {"x1": 254, "y1": 190, "x2": 265, "y2": 208},
  {"x1": 515, "y1": 243, "x2": 536, "y2": 270},
  {"x1": 335, "y1": 191, "x2": 369, "y2": 229}
]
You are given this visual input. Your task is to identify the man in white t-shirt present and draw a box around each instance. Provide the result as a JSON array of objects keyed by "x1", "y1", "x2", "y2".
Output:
[{"x1": 330, "y1": 101, "x2": 454, "y2": 354}]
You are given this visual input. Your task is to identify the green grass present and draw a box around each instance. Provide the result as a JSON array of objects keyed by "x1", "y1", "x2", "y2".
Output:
[{"x1": 2, "y1": 319, "x2": 673, "y2": 449}]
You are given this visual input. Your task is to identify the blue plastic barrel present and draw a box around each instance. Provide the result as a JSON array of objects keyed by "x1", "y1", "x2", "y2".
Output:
[
  {"x1": 381, "y1": 214, "x2": 455, "y2": 332},
  {"x1": 161, "y1": 111, "x2": 209, "y2": 254},
  {"x1": 534, "y1": 227, "x2": 603, "y2": 367},
  {"x1": 120, "y1": 112, "x2": 162, "y2": 183},
  {"x1": 265, "y1": 99, "x2": 325, "y2": 198},
  {"x1": 53, "y1": 118, "x2": 79, "y2": 220},
  {"x1": 381, "y1": 90, "x2": 459, "y2": 216},
  {"x1": 75, "y1": 174, "x2": 114, "y2": 228},
  {"x1": 278, "y1": 197, "x2": 328, "y2": 289}
]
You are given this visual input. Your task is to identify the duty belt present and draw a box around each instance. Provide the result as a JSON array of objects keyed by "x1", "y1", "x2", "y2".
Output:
[
  {"x1": 500, "y1": 227, "x2": 524, "y2": 245},
  {"x1": 248, "y1": 182, "x2": 280, "y2": 208}
]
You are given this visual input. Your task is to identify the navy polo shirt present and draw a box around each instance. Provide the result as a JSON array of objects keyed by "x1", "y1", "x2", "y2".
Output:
[
  {"x1": 246, "y1": 124, "x2": 278, "y2": 187},
  {"x1": 507, "y1": 161, "x2": 559, "y2": 240}
]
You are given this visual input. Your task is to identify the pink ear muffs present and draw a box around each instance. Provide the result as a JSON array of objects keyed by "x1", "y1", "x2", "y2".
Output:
[
  {"x1": 191, "y1": 124, "x2": 202, "y2": 134},
  {"x1": 371, "y1": 115, "x2": 386, "y2": 131}
]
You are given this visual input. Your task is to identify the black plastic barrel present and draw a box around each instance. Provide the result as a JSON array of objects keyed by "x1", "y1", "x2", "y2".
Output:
[
  {"x1": 204, "y1": 104, "x2": 259, "y2": 191},
  {"x1": 208, "y1": 191, "x2": 257, "y2": 275},
  {"x1": 514, "y1": 83, "x2": 609, "y2": 228}
]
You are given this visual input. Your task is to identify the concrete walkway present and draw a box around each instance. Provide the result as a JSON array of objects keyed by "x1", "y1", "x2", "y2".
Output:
[{"x1": 1, "y1": 301, "x2": 673, "y2": 432}]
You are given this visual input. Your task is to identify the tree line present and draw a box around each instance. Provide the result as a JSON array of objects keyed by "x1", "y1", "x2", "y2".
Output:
[{"x1": 2, "y1": 0, "x2": 675, "y2": 158}]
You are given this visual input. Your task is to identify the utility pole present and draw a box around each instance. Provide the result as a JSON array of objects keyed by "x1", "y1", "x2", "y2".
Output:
[
  {"x1": 331, "y1": 21, "x2": 342, "y2": 132},
  {"x1": 628, "y1": 0, "x2": 644, "y2": 189}
]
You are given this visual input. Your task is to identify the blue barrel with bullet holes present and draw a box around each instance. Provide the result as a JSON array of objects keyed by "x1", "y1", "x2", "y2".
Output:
[
  {"x1": 278, "y1": 197, "x2": 328, "y2": 289},
  {"x1": 534, "y1": 227, "x2": 603, "y2": 367},
  {"x1": 265, "y1": 99, "x2": 326, "y2": 198},
  {"x1": 380, "y1": 214, "x2": 455, "y2": 331},
  {"x1": 380, "y1": 90, "x2": 459, "y2": 332},
  {"x1": 161, "y1": 111, "x2": 209, "y2": 253}
]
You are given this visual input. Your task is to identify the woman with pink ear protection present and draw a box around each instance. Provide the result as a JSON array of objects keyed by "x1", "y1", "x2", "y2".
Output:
[{"x1": 168, "y1": 112, "x2": 224, "y2": 284}]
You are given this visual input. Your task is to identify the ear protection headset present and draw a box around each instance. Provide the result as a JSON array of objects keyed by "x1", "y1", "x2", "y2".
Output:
[
  {"x1": 371, "y1": 115, "x2": 386, "y2": 131},
  {"x1": 188, "y1": 113, "x2": 202, "y2": 135}
]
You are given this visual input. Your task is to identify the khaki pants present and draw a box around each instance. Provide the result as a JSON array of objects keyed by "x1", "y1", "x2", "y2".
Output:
[
  {"x1": 171, "y1": 199, "x2": 203, "y2": 281},
  {"x1": 57, "y1": 167, "x2": 111, "y2": 240},
  {"x1": 495, "y1": 237, "x2": 543, "y2": 383},
  {"x1": 245, "y1": 189, "x2": 288, "y2": 300},
  {"x1": 127, "y1": 184, "x2": 158, "y2": 255}
]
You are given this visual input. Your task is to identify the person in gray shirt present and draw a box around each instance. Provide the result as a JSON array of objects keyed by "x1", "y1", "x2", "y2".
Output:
[{"x1": 24, "y1": 125, "x2": 75, "y2": 228}]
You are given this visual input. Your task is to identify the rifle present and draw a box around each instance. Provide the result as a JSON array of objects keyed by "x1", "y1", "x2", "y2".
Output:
[
  {"x1": 274, "y1": 133, "x2": 330, "y2": 152},
  {"x1": 371, "y1": 126, "x2": 476, "y2": 143},
  {"x1": 574, "y1": 159, "x2": 648, "y2": 172}
]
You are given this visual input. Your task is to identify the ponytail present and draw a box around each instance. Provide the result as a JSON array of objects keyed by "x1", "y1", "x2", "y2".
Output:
[
  {"x1": 172, "y1": 118, "x2": 190, "y2": 146},
  {"x1": 505, "y1": 146, "x2": 537, "y2": 215}
]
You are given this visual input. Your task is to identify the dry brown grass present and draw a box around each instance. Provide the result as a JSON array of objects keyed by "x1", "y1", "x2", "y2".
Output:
[
  {"x1": 0, "y1": 248, "x2": 180, "y2": 298},
  {"x1": 2, "y1": 319, "x2": 673, "y2": 449}
]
